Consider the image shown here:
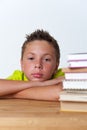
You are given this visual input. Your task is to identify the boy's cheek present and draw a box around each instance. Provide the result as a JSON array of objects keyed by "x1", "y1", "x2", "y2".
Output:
[{"x1": 44, "y1": 64, "x2": 56, "y2": 71}]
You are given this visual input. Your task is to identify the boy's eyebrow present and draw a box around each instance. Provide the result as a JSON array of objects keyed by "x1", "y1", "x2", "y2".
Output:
[
  {"x1": 26, "y1": 52, "x2": 35, "y2": 55},
  {"x1": 26, "y1": 52, "x2": 54, "y2": 57}
]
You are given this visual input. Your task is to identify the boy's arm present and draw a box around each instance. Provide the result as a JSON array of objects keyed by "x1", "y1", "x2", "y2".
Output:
[
  {"x1": 0, "y1": 76, "x2": 64, "y2": 96},
  {"x1": 0, "y1": 82, "x2": 63, "y2": 101}
]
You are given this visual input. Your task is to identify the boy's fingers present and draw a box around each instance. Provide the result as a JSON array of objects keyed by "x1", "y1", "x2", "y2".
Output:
[
  {"x1": 41, "y1": 76, "x2": 65, "y2": 86},
  {"x1": 56, "y1": 76, "x2": 65, "y2": 82}
]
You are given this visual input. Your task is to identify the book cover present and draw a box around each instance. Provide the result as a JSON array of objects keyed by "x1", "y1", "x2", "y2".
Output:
[
  {"x1": 63, "y1": 79, "x2": 87, "y2": 89},
  {"x1": 62, "y1": 67, "x2": 87, "y2": 73},
  {"x1": 64, "y1": 72, "x2": 87, "y2": 80},
  {"x1": 59, "y1": 90, "x2": 87, "y2": 102},
  {"x1": 59, "y1": 89, "x2": 87, "y2": 112},
  {"x1": 60, "y1": 54, "x2": 87, "y2": 112},
  {"x1": 60, "y1": 101, "x2": 87, "y2": 112},
  {"x1": 67, "y1": 53, "x2": 87, "y2": 61},
  {"x1": 67, "y1": 60, "x2": 87, "y2": 68}
]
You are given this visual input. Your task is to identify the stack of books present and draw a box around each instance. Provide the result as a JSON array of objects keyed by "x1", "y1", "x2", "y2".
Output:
[
  {"x1": 67, "y1": 53, "x2": 87, "y2": 68},
  {"x1": 59, "y1": 53, "x2": 87, "y2": 112}
]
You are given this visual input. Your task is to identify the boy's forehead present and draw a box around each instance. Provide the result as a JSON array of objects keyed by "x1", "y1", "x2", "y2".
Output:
[
  {"x1": 26, "y1": 40, "x2": 53, "y2": 48},
  {"x1": 25, "y1": 41, "x2": 54, "y2": 51},
  {"x1": 23, "y1": 41, "x2": 56, "y2": 56}
]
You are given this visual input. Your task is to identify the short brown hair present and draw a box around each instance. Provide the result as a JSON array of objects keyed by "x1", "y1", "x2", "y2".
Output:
[{"x1": 21, "y1": 29, "x2": 60, "y2": 63}]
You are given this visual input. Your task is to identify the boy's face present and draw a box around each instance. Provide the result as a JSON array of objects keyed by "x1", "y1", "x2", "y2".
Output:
[{"x1": 21, "y1": 40, "x2": 58, "y2": 81}]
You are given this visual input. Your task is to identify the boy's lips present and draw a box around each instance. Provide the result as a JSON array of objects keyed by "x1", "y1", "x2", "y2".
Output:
[{"x1": 32, "y1": 73, "x2": 43, "y2": 78}]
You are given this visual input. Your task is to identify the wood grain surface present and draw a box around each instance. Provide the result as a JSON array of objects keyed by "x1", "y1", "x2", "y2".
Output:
[{"x1": 0, "y1": 99, "x2": 87, "y2": 130}]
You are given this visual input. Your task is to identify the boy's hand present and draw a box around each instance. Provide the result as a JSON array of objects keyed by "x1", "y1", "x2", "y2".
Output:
[{"x1": 34, "y1": 76, "x2": 65, "y2": 87}]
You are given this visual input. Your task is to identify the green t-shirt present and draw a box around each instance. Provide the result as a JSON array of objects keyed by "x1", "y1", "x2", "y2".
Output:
[{"x1": 7, "y1": 69, "x2": 64, "y2": 81}]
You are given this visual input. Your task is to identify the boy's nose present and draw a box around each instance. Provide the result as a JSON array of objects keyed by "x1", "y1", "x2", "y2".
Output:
[{"x1": 35, "y1": 60, "x2": 43, "y2": 69}]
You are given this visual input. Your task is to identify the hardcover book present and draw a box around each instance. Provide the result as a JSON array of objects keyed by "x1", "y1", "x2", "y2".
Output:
[
  {"x1": 60, "y1": 54, "x2": 87, "y2": 112},
  {"x1": 67, "y1": 60, "x2": 87, "y2": 68},
  {"x1": 64, "y1": 72, "x2": 87, "y2": 80},
  {"x1": 60, "y1": 101, "x2": 87, "y2": 112},
  {"x1": 59, "y1": 90, "x2": 87, "y2": 102},
  {"x1": 63, "y1": 79, "x2": 87, "y2": 89},
  {"x1": 62, "y1": 67, "x2": 87, "y2": 73},
  {"x1": 67, "y1": 53, "x2": 87, "y2": 61},
  {"x1": 59, "y1": 90, "x2": 87, "y2": 112}
]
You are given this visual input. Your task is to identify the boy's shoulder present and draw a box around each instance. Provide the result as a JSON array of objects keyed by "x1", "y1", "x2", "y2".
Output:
[
  {"x1": 6, "y1": 68, "x2": 64, "y2": 80},
  {"x1": 6, "y1": 70, "x2": 28, "y2": 81},
  {"x1": 53, "y1": 68, "x2": 65, "y2": 78}
]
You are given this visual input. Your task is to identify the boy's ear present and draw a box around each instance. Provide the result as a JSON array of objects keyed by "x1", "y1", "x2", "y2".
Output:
[
  {"x1": 20, "y1": 59, "x2": 24, "y2": 71},
  {"x1": 54, "y1": 62, "x2": 59, "y2": 74}
]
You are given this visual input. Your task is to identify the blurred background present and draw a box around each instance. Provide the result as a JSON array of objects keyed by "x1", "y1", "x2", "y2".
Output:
[{"x1": 0, "y1": 0, "x2": 87, "y2": 78}]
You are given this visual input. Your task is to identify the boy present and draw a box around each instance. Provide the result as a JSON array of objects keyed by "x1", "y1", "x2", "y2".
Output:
[{"x1": 0, "y1": 29, "x2": 64, "y2": 101}]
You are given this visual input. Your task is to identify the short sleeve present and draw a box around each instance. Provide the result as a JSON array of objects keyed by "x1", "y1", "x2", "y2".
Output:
[
  {"x1": 6, "y1": 70, "x2": 28, "y2": 81},
  {"x1": 53, "y1": 68, "x2": 65, "y2": 78}
]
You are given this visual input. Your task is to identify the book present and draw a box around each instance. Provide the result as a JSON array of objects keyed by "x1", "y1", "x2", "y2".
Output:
[
  {"x1": 62, "y1": 67, "x2": 87, "y2": 73},
  {"x1": 60, "y1": 101, "x2": 87, "y2": 112},
  {"x1": 67, "y1": 60, "x2": 87, "y2": 68},
  {"x1": 67, "y1": 53, "x2": 87, "y2": 61},
  {"x1": 59, "y1": 90, "x2": 87, "y2": 112},
  {"x1": 63, "y1": 79, "x2": 87, "y2": 89},
  {"x1": 59, "y1": 90, "x2": 87, "y2": 102},
  {"x1": 67, "y1": 52, "x2": 87, "y2": 68},
  {"x1": 64, "y1": 72, "x2": 87, "y2": 80},
  {"x1": 62, "y1": 67, "x2": 87, "y2": 80},
  {"x1": 59, "y1": 54, "x2": 87, "y2": 112}
]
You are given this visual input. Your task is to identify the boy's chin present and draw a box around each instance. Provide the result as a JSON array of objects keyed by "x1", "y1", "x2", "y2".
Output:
[{"x1": 31, "y1": 78, "x2": 46, "y2": 82}]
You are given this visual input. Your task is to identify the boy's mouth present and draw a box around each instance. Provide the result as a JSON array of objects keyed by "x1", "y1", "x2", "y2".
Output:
[{"x1": 32, "y1": 73, "x2": 43, "y2": 78}]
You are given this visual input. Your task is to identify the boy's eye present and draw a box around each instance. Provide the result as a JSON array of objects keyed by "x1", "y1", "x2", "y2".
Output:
[
  {"x1": 28, "y1": 57, "x2": 34, "y2": 60},
  {"x1": 44, "y1": 58, "x2": 51, "y2": 61}
]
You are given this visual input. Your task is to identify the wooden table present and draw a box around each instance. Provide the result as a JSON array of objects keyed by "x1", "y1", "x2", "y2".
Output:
[{"x1": 0, "y1": 99, "x2": 87, "y2": 130}]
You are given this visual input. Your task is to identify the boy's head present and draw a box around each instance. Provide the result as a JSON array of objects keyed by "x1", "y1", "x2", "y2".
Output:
[
  {"x1": 21, "y1": 29, "x2": 60, "y2": 81},
  {"x1": 21, "y1": 29, "x2": 60, "y2": 63}
]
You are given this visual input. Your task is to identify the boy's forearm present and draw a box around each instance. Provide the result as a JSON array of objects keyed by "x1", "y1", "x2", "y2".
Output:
[
  {"x1": 12, "y1": 83, "x2": 63, "y2": 101},
  {"x1": 0, "y1": 79, "x2": 41, "y2": 96},
  {"x1": 0, "y1": 76, "x2": 64, "y2": 96},
  {"x1": 0, "y1": 79, "x2": 30, "y2": 96}
]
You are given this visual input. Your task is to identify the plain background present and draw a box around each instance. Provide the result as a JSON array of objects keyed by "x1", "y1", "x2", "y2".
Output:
[{"x1": 0, "y1": 0, "x2": 87, "y2": 78}]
